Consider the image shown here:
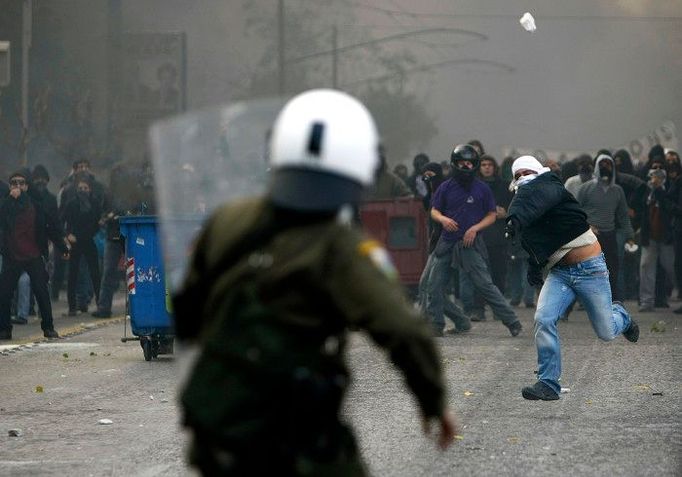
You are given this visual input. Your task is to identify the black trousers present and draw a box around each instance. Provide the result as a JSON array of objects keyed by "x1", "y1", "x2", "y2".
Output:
[
  {"x1": 675, "y1": 232, "x2": 682, "y2": 298},
  {"x1": 67, "y1": 238, "x2": 101, "y2": 312},
  {"x1": 597, "y1": 230, "x2": 621, "y2": 301},
  {"x1": 0, "y1": 256, "x2": 55, "y2": 332}
]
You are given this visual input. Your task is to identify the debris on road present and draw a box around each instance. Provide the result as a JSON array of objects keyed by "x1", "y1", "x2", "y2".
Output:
[
  {"x1": 35, "y1": 385, "x2": 43, "y2": 393},
  {"x1": 651, "y1": 321, "x2": 666, "y2": 333},
  {"x1": 8, "y1": 429, "x2": 22, "y2": 437},
  {"x1": 98, "y1": 419, "x2": 113, "y2": 425}
]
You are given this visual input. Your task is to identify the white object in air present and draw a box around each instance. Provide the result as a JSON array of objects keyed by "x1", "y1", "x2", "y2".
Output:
[
  {"x1": 520, "y1": 12, "x2": 537, "y2": 32},
  {"x1": 624, "y1": 243, "x2": 639, "y2": 253}
]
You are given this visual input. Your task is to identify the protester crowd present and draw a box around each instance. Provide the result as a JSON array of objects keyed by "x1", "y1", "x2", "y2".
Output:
[
  {"x1": 0, "y1": 158, "x2": 155, "y2": 340},
  {"x1": 0, "y1": 141, "x2": 679, "y2": 342},
  {"x1": 390, "y1": 142, "x2": 682, "y2": 336}
]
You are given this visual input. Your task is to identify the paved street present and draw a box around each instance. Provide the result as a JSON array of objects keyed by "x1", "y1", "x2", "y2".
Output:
[{"x1": 0, "y1": 298, "x2": 680, "y2": 476}]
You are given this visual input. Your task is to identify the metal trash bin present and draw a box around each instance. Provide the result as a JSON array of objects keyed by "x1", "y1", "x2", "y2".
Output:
[{"x1": 119, "y1": 216, "x2": 174, "y2": 361}]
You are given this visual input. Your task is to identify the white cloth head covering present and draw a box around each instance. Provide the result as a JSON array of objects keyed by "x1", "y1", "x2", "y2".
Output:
[{"x1": 511, "y1": 155, "x2": 551, "y2": 176}]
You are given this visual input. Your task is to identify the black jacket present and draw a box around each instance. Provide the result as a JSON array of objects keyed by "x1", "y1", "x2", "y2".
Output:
[
  {"x1": 507, "y1": 172, "x2": 589, "y2": 267},
  {"x1": 61, "y1": 194, "x2": 103, "y2": 242},
  {"x1": 615, "y1": 172, "x2": 647, "y2": 230},
  {"x1": 640, "y1": 185, "x2": 675, "y2": 246},
  {"x1": 481, "y1": 176, "x2": 513, "y2": 248},
  {"x1": 0, "y1": 194, "x2": 67, "y2": 259}
]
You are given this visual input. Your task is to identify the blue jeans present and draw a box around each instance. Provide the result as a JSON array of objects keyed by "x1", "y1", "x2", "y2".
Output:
[
  {"x1": 534, "y1": 254, "x2": 632, "y2": 394},
  {"x1": 422, "y1": 253, "x2": 471, "y2": 332}
]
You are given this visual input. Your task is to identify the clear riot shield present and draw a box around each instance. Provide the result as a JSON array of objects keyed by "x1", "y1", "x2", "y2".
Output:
[{"x1": 149, "y1": 98, "x2": 284, "y2": 293}]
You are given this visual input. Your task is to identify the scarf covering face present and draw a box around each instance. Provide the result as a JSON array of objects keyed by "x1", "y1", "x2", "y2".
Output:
[
  {"x1": 77, "y1": 191, "x2": 92, "y2": 213},
  {"x1": 509, "y1": 155, "x2": 551, "y2": 192}
]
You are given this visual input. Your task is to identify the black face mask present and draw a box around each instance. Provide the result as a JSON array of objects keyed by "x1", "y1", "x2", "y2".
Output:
[
  {"x1": 33, "y1": 182, "x2": 47, "y2": 193},
  {"x1": 599, "y1": 167, "x2": 612, "y2": 182},
  {"x1": 452, "y1": 166, "x2": 475, "y2": 188},
  {"x1": 576, "y1": 164, "x2": 590, "y2": 181},
  {"x1": 77, "y1": 191, "x2": 92, "y2": 212}
]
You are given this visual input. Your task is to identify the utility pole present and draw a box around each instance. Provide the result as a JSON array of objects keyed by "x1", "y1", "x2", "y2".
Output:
[
  {"x1": 331, "y1": 25, "x2": 337, "y2": 89},
  {"x1": 21, "y1": 0, "x2": 32, "y2": 166},
  {"x1": 278, "y1": 0, "x2": 285, "y2": 96}
]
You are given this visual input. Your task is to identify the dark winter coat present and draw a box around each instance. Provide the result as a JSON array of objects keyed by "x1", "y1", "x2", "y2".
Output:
[
  {"x1": 507, "y1": 172, "x2": 590, "y2": 267},
  {"x1": 0, "y1": 193, "x2": 67, "y2": 259}
]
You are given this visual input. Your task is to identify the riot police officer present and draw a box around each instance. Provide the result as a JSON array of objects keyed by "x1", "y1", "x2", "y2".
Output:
[{"x1": 173, "y1": 89, "x2": 458, "y2": 475}]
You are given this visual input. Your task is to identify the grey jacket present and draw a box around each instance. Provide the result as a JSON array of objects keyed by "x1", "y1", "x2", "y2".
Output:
[{"x1": 576, "y1": 155, "x2": 634, "y2": 240}]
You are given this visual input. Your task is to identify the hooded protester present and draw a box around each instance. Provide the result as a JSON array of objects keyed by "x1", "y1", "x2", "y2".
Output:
[
  {"x1": 611, "y1": 150, "x2": 648, "y2": 230},
  {"x1": 407, "y1": 153, "x2": 430, "y2": 195},
  {"x1": 415, "y1": 160, "x2": 473, "y2": 336},
  {"x1": 60, "y1": 172, "x2": 102, "y2": 316},
  {"x1": 0, "y1": 169, "x2": 68, "y2": 340},
  {"x1": 421, "y1": 161, "x2": 445, "y2": 214},
  {"x1": 575, "y1": 154, "x2": 635, "y2": 301},
  {"x1": 564, "y1": 155, "x2": 595, "y2": 198},
  {"x1": 505, "y1": 155, "x2": 638, "y2": 401},
  {"x1": 638, "y1": 144, "x2": 666, "y2": 180},
  {"x1": 31, "y1": 164, "x2": 59, "y2": 220},
  {"x1": 614, "y1": 149, "x2": 635, "y2": 175}
]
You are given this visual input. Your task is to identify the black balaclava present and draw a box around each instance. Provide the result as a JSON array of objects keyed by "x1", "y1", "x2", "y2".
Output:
[
  {"x1": 450, "y1": 144, "x2": 480, "y2": 189},
  {"x1": 599, "y1": 163, "x2": 613, "y2": 183}
]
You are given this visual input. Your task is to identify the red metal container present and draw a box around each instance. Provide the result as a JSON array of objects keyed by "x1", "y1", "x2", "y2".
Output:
[{"x1": 359, "y1": 198, "x2": 428, "y2": 288}]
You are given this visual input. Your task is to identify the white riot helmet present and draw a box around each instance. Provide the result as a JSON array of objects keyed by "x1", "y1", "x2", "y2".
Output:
[{"x1": 269, "y1": 89, "x2": 380, "y2": 211}]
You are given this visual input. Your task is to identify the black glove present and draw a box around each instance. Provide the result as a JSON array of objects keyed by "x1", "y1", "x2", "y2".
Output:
[
  {"x1": 504, "y1": 217, "x2": 520, "y2": 240},
  {"x1": 527, "y1": 263, "x2": 544, "y2": 287}
]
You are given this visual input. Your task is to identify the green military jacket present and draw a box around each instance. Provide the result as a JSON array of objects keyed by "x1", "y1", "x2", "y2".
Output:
[{"x1": 174, "y1": 197, "x2": 445, "y2": 442}]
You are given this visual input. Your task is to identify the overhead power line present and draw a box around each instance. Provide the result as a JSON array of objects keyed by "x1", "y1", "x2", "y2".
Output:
[{"x1": 327, "y1": 0, "x2": 682, "y2": 22}]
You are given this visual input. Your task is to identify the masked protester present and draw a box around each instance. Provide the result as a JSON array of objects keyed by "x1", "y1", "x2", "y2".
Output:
[
  {"x1": 172, "y1": 89, "x2": 458, "y2": 475},
  {"x1": 505, "y1": 155, "x2": 639, "y2": 401},
  {"x1": 575, "y1": 154, "x2": 635, "y2": 301},
  {"x1": 417, "y1": 160, "x2": 472, "y2": 336},
  {"x1": 61, "y1": 173, "x2": 102, "y2": 316},
  {"x1": 426, "y1": 144, "x2": 522, "y2": 336},
  {"x1": 0, "y1": 169, "x2": 69, "y2": 340}
]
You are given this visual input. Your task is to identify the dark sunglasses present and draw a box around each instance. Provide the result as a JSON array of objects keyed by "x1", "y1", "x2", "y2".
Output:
[{"x1": 10, "y1": 179, "x2": 26, "y2": 186}]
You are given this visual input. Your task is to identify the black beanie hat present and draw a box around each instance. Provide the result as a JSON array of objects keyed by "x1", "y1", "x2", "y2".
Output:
[
  {"x1": 32, "y1": 164, "x2": 50, "y2": 182},
  {"x1": 649, "y1": 144, "x2": 665, "y2": 161}
]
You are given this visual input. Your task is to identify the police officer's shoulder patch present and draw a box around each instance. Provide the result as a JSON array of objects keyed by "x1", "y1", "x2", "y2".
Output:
[{"x1": 357, "y1": 239, "x2": 398, "y2": 280}]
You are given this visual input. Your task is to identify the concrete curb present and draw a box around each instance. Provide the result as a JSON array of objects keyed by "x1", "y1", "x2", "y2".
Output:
[{"x1": 0, "y1": 315, "x2": 125, "y2": 356}]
